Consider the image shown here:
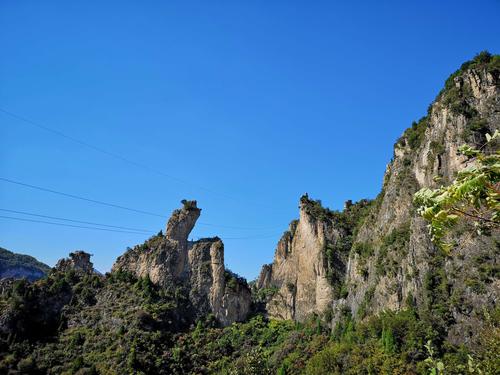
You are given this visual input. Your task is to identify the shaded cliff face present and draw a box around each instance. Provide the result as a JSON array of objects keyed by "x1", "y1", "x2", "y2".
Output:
[
  {"x1": 113, "y1": 201, "x2": 251, "y2": 326},
  {"x1": 257, "y1": 55, "x2": 500, "y2": 341},
  {"x1": 189, "y1": 238, "x2": 251, "y2": 325}
]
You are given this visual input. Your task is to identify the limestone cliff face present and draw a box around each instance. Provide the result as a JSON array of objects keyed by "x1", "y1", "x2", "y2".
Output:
[
  {"x1": 113, "y1": 201, "x2": 201, "y2": 285},
  {"x1": 342, "y1": 64, "x2": 499, "y2": 345},
  {"x1": 258, "y1": 195, "x2": 349, "y2": 321},
  {"x1": 166, "y1": 200, "x2": 201, "y2": 279},
  {"x1": 188, "y1": 238, "x2": 251, "y2": 325},
  {"x1": 257, "y1": 57, "x2": 499, "y2": 342},
  {"x1": 113, "y1": 201, "x2": 251, "y2": 326}
]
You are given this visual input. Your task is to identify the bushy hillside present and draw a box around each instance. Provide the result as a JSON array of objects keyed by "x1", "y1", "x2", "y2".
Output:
[
  {"x1": 0, "y1": 269, "x2": 497, "y2": 374},
  {"x1": 0, "y1": 247, "x2": 50, "y2": 281}
]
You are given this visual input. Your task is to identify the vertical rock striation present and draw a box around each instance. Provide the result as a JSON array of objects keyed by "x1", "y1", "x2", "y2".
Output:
[
  {"x1": 341, "y1": 61, "x2": 499, "y2": 345},
  {"x1": 256, "y1": 55, "x2": 500, "y2": 345},
  {"x1": 113, "y1": 200, "x2": 251, "y2": 326},
  {"x1": 258, "y1": 195, "x2": 350, "y2": 321}
]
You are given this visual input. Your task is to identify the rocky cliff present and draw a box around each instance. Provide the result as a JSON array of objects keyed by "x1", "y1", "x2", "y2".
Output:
[
  {"x1": 55, "y1": 251, "x2": 95, "y2": 274},
  {"x1": 113, "y1": 200, "x2": 251, "y2": 326},
  {"x1": 257, "y1": 53, "x2": 499, "y2": 345},
  {"x1": 256, "y1": 195, "x2": 355, "y2": 321}
]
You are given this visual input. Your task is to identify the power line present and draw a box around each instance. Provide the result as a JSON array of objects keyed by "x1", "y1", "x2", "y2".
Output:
[
  {"x1": 0, "y1": 107, "x2": 240, "y2": 201},
  {"x1": 0, "y1": 214, "x2": 150, "y2": 234},
  {"x1": 0, "y1": 177, "x2": 166, "y2": 218},
  {"x1": 1, "y1": 108, "x2": 290, "y2": 225},
  {"x1": 0, "y1": 213, "x2": 282, "y2": 240},
  {"x1": 0, "y1": 177, "x2": 281, "y2": 231},
  {"x1": 0, "y1": 208, "x2": 152, "y2": 233}
]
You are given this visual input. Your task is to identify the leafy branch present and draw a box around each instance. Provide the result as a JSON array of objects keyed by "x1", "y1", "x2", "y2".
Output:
[{"x1": 414, "y1": 130, "x2": 500, "y2": 252}]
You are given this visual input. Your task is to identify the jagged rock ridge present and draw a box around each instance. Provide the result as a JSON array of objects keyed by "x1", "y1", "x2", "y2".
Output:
[
  {"x1": 256, "y1": 195, "x2": 352, "y2": 321},
  {"x1": 113, "y1": 200, "x2": 251, "y2": 326},
  {"x1": 257, "y1": 54, "x2": 499, "y2": 346}
]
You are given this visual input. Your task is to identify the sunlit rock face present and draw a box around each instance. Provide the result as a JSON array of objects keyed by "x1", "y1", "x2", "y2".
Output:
[
  {"x1": 257, "y1": 65, "x2": 499, "y2": 346},
  {"x1": 56, "y1": 251, "x2": 94, "y2": 274},
  {"x1": 189, "y1": 238, "x2": 251, "y2": 326},
  {"x1": 258, "y1": 195, "x2": 348, "y2": 321},
  {"x1": 344, "y1": 67, "x2": 499, "y2": 324},
  {"x1": 113, "y1": 200, "x2": 251, "y2": 326}
]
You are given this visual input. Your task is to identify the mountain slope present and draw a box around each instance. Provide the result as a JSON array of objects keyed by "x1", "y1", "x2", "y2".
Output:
[
  {"x1": 345, "y1": 52, "x2": 499, "y2": 345},
  {"x1": 256, "y1": 51, "x2": 499, "y2": 347},
  {"x1": 0, "y1": 246, "x2": 50, "y2": 281}
]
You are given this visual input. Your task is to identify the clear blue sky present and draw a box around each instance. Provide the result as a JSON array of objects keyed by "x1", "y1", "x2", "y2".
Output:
[{"x1": 1, "y1": 1, "x2": 499, "y2": 280}]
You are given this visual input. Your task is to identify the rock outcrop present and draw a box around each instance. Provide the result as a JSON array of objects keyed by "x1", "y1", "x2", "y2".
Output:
[
  {"x1": 257, "y1": 55, "x2": 500, "y2": 344},
  {"x1": 189, "y1": 238, "x2": 251, "y2": 326},
  {"x1": 55, "y1": 251, "x2": 94, "y2": 273},
  {"x1": 113, "y1": 200, "x2": 251, "y2": 326},
  {"x1": 113, "y1": 201, "x2": 201, "y2": 285},
  {"x1": 257, "y1": 195, "x2": 351, "y2": 321}
]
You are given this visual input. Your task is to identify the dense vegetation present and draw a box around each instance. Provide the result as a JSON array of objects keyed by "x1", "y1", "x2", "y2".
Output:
[
  {"x1": 155, "y1": 306, "x2": 499, "y2": 374},
  {"x1": 0, "y1": 268, "x2": 194, "y2": 374},
  {"x1": 1, "y1": 268, "x2": 497, "y2": 375}
]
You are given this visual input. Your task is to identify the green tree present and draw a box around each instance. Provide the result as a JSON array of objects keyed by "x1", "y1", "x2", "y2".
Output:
[
  {"x1": 414, "y1": 131, "x2": 499, "y2": 252},
  {"x1": 424, "y1": 340, "x2": 445, "y2": 375},
  {"x1": 382, "y1": 327, "x2": 395, "y2": 353}
]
